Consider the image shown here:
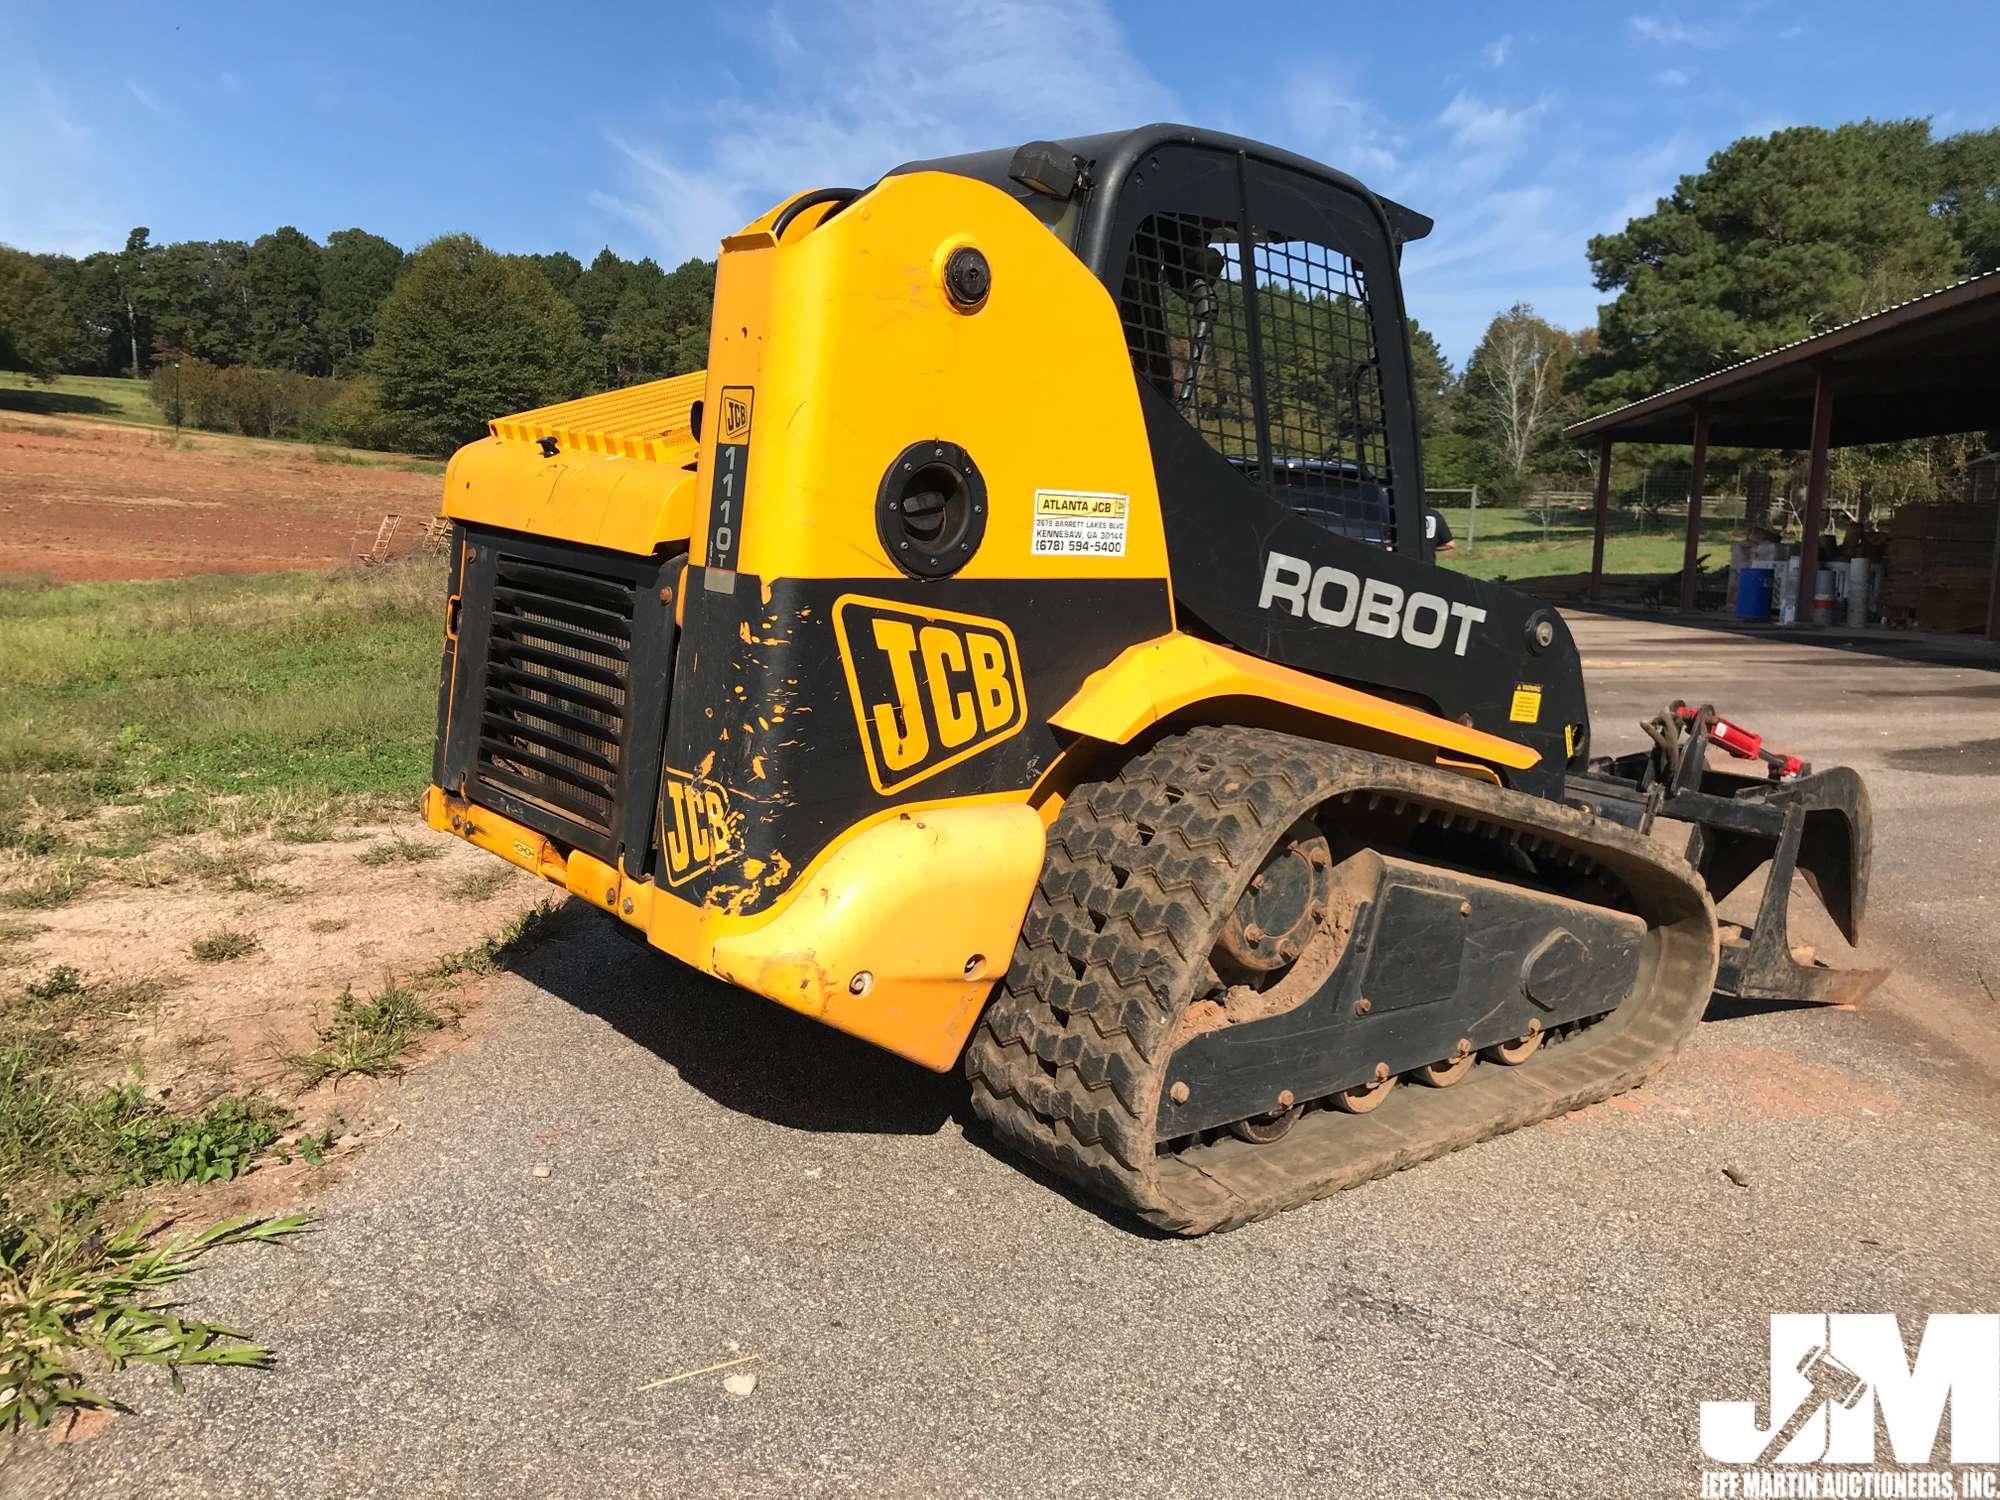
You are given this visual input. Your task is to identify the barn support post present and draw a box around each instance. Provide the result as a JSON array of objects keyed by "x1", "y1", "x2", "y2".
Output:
[
  {"x1": 1679, "y1": 403, "x2": 1711, "y2": 612},
  {"x1": 1588, "y1": 436, "x2": 1613, "y2": 601},
  {"x1": 1986, "y1": 492, "x2": 2000, "y2": 640},
  {"x1": 1798, "y1": 365, "x2": 1835, "y2": 624}
]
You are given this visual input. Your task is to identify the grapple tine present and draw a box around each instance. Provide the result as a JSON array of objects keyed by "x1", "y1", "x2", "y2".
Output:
[
  {"x1": 1697, "y1": 767, "x2": 1881, "y2": 1006},
  {"x1": 1783, "y1": 765, "x2": 1871, "y2": 944}
]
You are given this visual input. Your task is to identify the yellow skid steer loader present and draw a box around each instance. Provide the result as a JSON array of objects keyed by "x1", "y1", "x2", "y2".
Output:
[{"x1": 423, "y1": 126, "x2": 1878, "y2": 1233}]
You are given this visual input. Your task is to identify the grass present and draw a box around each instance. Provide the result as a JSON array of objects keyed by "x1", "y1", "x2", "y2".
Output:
[
  {"x1": 0, "y1": 1067, "x2": 287, "y2": 1194},
  {"x1": 173, "y1": 847, "x2": 264, "y2": 885},
  {"x1": 288, "y1": 977, "x2": 446, "y2": 1088},
  {"x1": 0, "y1": 919, "x2": 40, "y2": 968},
  {"x1": 0, "y1": 1212, "x2": 308, "y2": 1430},
  {"x1": 358, "y1": 835, "x2": 443, "y2": 867},
  {"x1": 0, "y1": 371, "x2": 166, "y2": 428},
  {"x1": 0, "y1": 856, "x2": 95, "y2": 911},
  {"x1": 0, "y1": 557, "x2": 441, "y2": 899},
  {"x1": 6, "y1": 965, "x2": 174, "y2": 1046},
  {"x1": 0, "y1": 549, "x2": 542, "y2": 1429},
  {"x1": 310, "y1": 445, "x2": 445, "y2": 477},
  {"x1": 190, "y1": 928, "x2": 258, "y2": 964},
  {"x1": 417, "y1": 898, "x2": 568, "y2": 987},
  {"x1": 0, "y1": 373, "x2": 443, "y2": 479},
  {"x1": 446, "y1": 866, "x2": 512, "y2": 903},
  {"x1": 1430, "y1": 500, "x2": 1742, "y2": 584},
  {"x1": 0, "y1": 959, "x2": 307, "y2": 1428}
]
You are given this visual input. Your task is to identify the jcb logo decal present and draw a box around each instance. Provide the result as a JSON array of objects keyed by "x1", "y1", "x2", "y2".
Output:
[
  {"x1": 720, "y1": 386, "x2": 752, "y2": 442},
  {"x1": 658, "y1": 767, "x2": 736, "y2": 887},
  {"x1": 833, "y1": 596, "x2": 1026, "y2": 795}
]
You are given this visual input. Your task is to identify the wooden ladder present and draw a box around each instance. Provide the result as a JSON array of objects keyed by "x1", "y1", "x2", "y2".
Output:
[{"x1": 354, "y1": 513, "x2": 401, "y2": 566}]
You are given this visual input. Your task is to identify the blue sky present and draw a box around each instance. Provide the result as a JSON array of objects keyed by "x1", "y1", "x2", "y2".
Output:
[{"x1": 4, "y1": 0, "x2": 1995, "y2": 364}]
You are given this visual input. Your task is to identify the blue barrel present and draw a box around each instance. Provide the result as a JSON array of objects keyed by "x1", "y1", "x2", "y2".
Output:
[{"x1": 1736, "y1": 566, "x2": 1773, "y2": 620}]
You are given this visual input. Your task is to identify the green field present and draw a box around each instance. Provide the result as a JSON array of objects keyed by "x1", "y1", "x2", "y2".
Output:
[
  {"x1": 0, "y1": 370, "x2": 167, "y2": 427},
  {"x1": 1429, "y1": 500, "x2": 1737, "y2": 583},
  {"x1": 0, "y1": 560, "x2": 442, "y2": 880}
]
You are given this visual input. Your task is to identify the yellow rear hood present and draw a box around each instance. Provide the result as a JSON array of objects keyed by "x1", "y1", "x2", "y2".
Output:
[
  {"x1": 490, "y1": 370, "x2": 706, "y2": 465},
  {"x1": 440, "y1": 371, "x2": 706, "y2": 555}
]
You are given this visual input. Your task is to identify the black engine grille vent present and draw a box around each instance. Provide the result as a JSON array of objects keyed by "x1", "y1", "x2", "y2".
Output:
[{"x1": 474, "y1": 554, "x2": 636, "y2": 838}]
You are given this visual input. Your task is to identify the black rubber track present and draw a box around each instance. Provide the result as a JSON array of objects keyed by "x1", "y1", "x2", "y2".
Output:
[{"x1": 964, "y1": 726, "x2": 1720, "y2": 1235}]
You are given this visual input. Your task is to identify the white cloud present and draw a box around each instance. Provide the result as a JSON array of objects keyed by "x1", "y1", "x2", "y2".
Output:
[
  {"x1": 1269, "y1": 72, "x2": 1400, "y2": 179},
  {"x1": 33, "y1": 73, "x2": 88, "y2": 143},
  {"x1": 126, "y1": 80, "x2": 168, "y2": 117},
  {"x1": 1482, "y1": 34, "x2": 1515, "y2": 69},
  {"x1": 595, "y1": 0, "x2": 1174, "y2": 265},
  {"x1": 1629, "y1": 13, "x2": 1726, "y2": 47},
  {"x1": 1437, "y1": 91, "x2": 1546, "y2": 155},
  {"x1": 1407, "y1": 184, "x2": 1571, "y2": 278},
  {"x1": 1655, "y1": 66, "x2": 1693, "y2": 87},
  {"x1": 1401, "y1": 180, "x2": 1608, "y2": 350}
]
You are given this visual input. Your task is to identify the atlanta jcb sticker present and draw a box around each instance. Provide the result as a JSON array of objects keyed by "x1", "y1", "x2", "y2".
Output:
[
  {"x1": 657, "y1": 765, "x2": 737, "y2": 887},
  {"x1": 1031, "y1": 489, "x2": 1128, "y2": 557},
  {"x1": 832, "y1": 596, "x2": 1027, "y2": 795}
]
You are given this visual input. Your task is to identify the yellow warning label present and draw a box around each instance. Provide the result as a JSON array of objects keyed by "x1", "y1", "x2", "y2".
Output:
[
  {"x1": 1564, "y1": 722, "x2": 1578, "y2": 757},
  {"x1": 1509, "y1": 684, "x2": 1543, "y2": 724}
]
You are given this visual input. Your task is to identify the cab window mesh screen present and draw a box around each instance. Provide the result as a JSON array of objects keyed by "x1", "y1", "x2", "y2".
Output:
[
  {"x1": 1119, "y1": 213, "x2": 1256, "y2": 459},
  {"x1": 1252, "y1": 237, "x2": 1390, "y2": 484},
  {"x1": 1118, "y1": 205, "x2": 1397, "y2": 522}
]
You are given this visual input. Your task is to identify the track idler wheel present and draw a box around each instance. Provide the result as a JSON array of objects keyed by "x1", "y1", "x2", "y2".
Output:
[
  {"x1": 1415, "y1": 1039, "x2": 1475, "y2": 1087},
  {"x1": 1484, "y1": 1020, "x2": 1544, "y2": 1066}
]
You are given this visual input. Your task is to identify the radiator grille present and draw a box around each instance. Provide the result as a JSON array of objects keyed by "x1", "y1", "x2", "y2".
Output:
[{"x1": 475, "y1": 553, "x2": 635, "y2": 838}]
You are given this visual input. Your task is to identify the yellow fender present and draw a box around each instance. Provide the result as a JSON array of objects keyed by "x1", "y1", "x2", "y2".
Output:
[
  {"x1": 1050, "y1": 632, "x2": 1539, "y2": 771},
  {"x1": 708, "y1": 803, "x2": 1046, "y2": 1071}
]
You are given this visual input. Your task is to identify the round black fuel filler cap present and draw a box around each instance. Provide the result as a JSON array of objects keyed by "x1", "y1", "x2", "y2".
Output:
[{"x1": 877, "y1": 441, "x2": 988, "y2": 578}]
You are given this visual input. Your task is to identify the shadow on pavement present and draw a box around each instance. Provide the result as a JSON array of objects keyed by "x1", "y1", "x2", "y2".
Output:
[
  {"x1": 508, "y1": 902, "x2": 963, "y2": 1137},
  {"x1": 1701, "y1": 993, "x2": 1832, "y2": 1023},
  {"x1": 506, "y1": 901, "x2": 1163, "y2": 1233}
]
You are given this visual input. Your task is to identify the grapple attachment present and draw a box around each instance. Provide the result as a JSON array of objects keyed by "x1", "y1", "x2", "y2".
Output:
[{"x1": 1568, "y1": 703, "x2": 1885, "y2": 1009}]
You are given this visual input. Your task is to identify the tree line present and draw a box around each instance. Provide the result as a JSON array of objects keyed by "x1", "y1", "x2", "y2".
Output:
[
  {"x1": 0, "y1": 226, "x2": 713, "y2": 453},
  {"x1": 1, "y1": 116, "x2": 1995, "y2": 480}
]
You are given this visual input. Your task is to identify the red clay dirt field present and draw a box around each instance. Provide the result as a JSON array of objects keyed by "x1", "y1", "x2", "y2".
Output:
[{"x1": 0, "y1": 411, "x2": 443, "y2": 582}]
